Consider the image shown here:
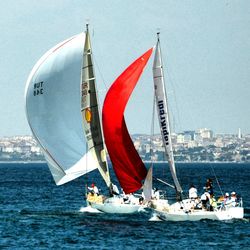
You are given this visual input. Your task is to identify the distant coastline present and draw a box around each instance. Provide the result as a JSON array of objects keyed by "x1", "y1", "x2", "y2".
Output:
[
  {"x1": 0, "y1": 133, "x2": 249, "y2": 163},
  {"x1": 0, "y1": 160, "x2": 249, "y2": 165},
  {"x1": 0, "y1": 160, "x2": 46, "y2": 164}
]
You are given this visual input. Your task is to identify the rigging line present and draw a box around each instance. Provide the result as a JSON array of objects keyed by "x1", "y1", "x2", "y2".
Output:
[
  {"x1": 167, "y1": 71, "x2": 182, "y2": 133},
  {"x1": 89, "y1": 28, "x2": 107, "y2": 104},
  {"x1": 209, "y1": 162, "x2": 224, "y2": 197},
  {"x1": 92, "y1": 53, "x2": 108, "y2": 108},
  {"x1": 92, "y1": 53, "x2": 108, "y2": 91},
  {"x1": 154, "y1": 177, "x2": 175, "y2": 189},
  {"x1": 204, "y1": 149, "x2": 224, "y2": 196},
  {"x1": 161, "y1": 44, "x2": 182, "y2": 132}
]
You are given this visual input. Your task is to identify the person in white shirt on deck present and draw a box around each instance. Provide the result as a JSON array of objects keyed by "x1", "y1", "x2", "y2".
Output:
[
  {"x1": 201, "y1": 192, "x2": 210, "y2": 210},
  {"x1": 226, "y1": 191, "x2": 237, "y2": 207},
  {"x1": 189, "y1": 184, "x2": 199, "y2": 210},
  {"x1": 189, "y1": 184, "x2": 198, "y2": 199},
  {"x1": 223, "y1": 192, "x2": 230, "y2": 205}
]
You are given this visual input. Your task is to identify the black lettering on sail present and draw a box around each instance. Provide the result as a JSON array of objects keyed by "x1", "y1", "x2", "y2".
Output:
[
  {"x1": 158, "y1": 100, "x2": 169, "y2": 146},
  {"x1": 161, "y1": 120, "x2": 166, "y2": 128},
  {"x1": 159, "y1": 103, "x2": 164, "y2": 110},
  {"x1": 165, "y1": 136, "x2": 169, "y2": 145},
  {"x1": 33, "y1": 81, "x2": 44, "y2": 96},
  {"x1": 163, "y1": 129, "x2": 168, "y2": 136}
]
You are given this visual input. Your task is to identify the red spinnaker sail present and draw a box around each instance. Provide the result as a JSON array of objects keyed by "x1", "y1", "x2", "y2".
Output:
[{"x1": 102, "y1": 48, "x2": 153, "y2": 194}]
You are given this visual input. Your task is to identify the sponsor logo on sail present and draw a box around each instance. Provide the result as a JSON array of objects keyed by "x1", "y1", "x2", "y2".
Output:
[
  {"x1": 85, "y1": 108, "x2": 92, "y2": 123},
  {"x1": 158, "y1": 100, "x2": 169, "y2": 146}
]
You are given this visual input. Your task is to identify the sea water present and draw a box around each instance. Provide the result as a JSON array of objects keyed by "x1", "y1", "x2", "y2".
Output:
[{"x1": 0, "y1": 163, "x2": 249, "y2": 249}]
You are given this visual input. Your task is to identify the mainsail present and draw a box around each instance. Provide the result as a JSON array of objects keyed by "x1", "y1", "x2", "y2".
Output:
[
  {"x1": 152, "y1": 34, "x2": 183, "y2": 195},
  {"x1": 81, "y1": 25, "x2": 111, "y2": 188},
  {"x1": 25, "y1": 32, "x2": 101, "y2": 185},
  {"x1": 102, "y1": 48, "x2": 153, "y2": 194}
]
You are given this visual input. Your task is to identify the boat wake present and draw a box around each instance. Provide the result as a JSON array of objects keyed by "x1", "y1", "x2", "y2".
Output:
[
  {"x1": 149, "y1": 212, "x2": 163, "y2": 221},
  {"x1": 138, "y1": 207, "x2": 148, "y2": 213},
  {"x1": 19, "y1": 209, "x2": 80, "y2": 217},
  {"x1": 79, "y1": 206, "x2": 102, "y2": 213},
  {"x1": 19, "y1": 207, "x2": 103, "y2": 217}
]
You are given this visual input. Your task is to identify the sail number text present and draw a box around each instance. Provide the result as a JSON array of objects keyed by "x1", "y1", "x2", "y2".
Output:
[{"x1": 33, "y1": 81, "x2": 44, "y2": 96}]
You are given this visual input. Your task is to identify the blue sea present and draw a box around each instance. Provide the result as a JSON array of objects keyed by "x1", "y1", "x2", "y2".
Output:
[{"x1": 0, "y1": 162, "x2": 249, "y2": 249}]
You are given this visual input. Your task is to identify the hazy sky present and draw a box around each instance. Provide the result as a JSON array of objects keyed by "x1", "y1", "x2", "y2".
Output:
[{"x1": 0, "y1": 0, "x2": 249, "y2": 136}]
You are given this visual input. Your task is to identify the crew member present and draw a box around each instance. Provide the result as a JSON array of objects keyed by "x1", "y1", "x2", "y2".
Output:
[{"x1": 88, "y1": 183, "x2": 99, "y2": 195}]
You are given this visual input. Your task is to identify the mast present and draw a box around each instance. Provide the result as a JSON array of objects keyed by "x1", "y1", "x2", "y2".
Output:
[
  {"x1": 81, "y1": 24, "x2": 111, "y2": 188},
  {"x1": 153, "y1": 32, "x2": 182, "y2": 200}
]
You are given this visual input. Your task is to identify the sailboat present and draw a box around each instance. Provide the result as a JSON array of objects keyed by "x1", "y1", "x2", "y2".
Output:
[
  {"x1": 88, "y1": 44, "x2": 153, "y2": 214},
  {"x1": 150, "y1": 33, "x2": 244, "y2": 221},
  {"x1": 25, "y1": 24, "x2": 152, "y2": 214}
]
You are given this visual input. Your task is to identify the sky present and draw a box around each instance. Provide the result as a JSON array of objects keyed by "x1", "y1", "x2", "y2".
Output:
[{"x1": 0, "y1": 0, "x2": 249, "y2": 137}]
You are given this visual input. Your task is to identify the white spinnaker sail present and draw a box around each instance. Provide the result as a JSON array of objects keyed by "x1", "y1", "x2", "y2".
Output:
[
  {"x1": 153, "y1": 36, "x2": 182, "y2": 194},
  {"x1": 25, "y1": 33, "x2": 99, "y2": 185}
]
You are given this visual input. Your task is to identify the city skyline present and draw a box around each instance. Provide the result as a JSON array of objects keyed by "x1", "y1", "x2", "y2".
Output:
[
  {"x1": 0, "y1": 1, "x2": 250, "y2": 137},
  {"x1": 0, "y1": 129, "x2": 249, "y2": 163},
  {"x1": 0, "y1": 127, "x2": 248, "y2": 139}
]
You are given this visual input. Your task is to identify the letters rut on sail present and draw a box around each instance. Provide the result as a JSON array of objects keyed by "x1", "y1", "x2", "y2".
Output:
[{"x1": 33, "y1": 81, "x2": 44, "y2": 96}]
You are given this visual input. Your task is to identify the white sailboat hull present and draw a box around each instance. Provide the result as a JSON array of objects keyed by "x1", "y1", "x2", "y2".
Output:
[
  {"x1": 91, "y1": 202, "x2": 143, "y2": 214},
  {"x1": 155, "y1": 207, "x2": 244, "y2": 221},
  {"x1": 153, "y1": 199, "x2": 244, "y2": 221},
  {"x1": 88, "y1": 196, "x2": 144, "y2": 214},
  {"x1": 151, "y1": 35, "x2": 245, "y2": 222}
]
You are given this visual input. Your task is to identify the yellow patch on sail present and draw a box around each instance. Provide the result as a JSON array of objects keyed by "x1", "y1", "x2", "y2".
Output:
[
  {"x1": 85, "y1": 108, "x2": 92, "y2": 123},
  {"x1": 100, "y1": 149, "x2": 107, "y2": 163}
]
